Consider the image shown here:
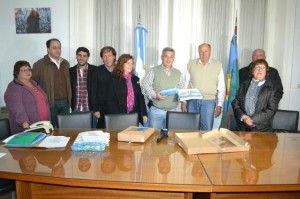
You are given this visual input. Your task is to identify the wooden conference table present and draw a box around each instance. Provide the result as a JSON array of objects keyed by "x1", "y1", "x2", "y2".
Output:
[{"x1": 0, "y1": 129, "x2": 300, "y2": 199}]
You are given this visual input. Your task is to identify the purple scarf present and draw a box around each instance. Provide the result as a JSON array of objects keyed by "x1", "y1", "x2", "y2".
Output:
[{"x1": 123, "y1": 74, "x2": 135, "y2": 113}]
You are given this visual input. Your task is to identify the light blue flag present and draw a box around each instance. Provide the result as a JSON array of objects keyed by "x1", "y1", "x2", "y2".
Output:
[
  {"x1": 222, "y1": 34, "x2": 239, "y2": 119},
  {"x1": 134, "y1": 23, "x2": 148, "y2": 79}
]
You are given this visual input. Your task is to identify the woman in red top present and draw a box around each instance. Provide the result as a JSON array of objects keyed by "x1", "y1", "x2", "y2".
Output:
[{"x1": 4, "y1": 60, "x2": 50, "y2": 134}]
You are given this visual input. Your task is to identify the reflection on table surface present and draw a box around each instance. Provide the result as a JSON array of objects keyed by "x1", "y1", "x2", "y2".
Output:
[
  {"x1": 200, "y1": 132, "x2": 300, "y2": 186},
  {"x1": 0, "y1": 129, "x2": 210, "y2": 186},
  {"x1": 2, "y1": 129, "x2": 300, "y2": 190}
]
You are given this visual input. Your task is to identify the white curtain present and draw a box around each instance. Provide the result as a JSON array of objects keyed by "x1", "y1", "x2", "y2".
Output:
[
  {"x1": 71, "y1": 0, "x2": 266, "y2": 70},
  {"x1": 70, "y1": 0, "x2": 298, "y2": 110},
  {"x1": 239, "y1": 0, "x2": 266, "y2": 67}
]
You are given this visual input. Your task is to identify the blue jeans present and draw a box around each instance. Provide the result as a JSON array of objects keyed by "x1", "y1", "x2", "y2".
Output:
[
  {"x1": 149, "y1": 106, "x2": 177, "y2": 130},
  {"x1": 142, "y1": 115, "x2": 150, "y2": 127},
  {"x1": 187, "y1": 99, "x2": 216, "y2": 131}
]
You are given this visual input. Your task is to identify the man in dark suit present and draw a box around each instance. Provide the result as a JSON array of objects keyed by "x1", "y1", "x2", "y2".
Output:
[
  {"x1": 239, "y1": 49, "x2": 283, "y2": 101},
  {"x1": 91, "y1": 46, "x2": 117, "y2": 128}
]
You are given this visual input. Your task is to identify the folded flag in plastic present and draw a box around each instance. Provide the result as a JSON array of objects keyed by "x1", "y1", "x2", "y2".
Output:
[
  {"x1": 71, "y1": 131, "x2": 110, "y2": 151},
  {"x1": 178, "y1": 89, "x2": 203, "y2": 101}
]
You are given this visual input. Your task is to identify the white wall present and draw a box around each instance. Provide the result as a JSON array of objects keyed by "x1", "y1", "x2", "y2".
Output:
[
  {"x1": 0, "y1": 0, "x2": 70, "y2": 106},
  {"x1": 69, "y1": 0, "x2": 97, "y2": 68},
  {"x1": 289, "y1": 0, "x2": 300, "y2": 129},
  {"x1": 265, "y1": 0, "x2": 296, "y2": 111},
  {"x1": 1, "y1": 0, "x2": 300, "y2": 128}
]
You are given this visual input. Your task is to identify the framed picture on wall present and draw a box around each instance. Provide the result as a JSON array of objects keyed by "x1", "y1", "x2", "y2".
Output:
[{"x1": 15, "y1": 7, "x2": 51, "y2": 34}]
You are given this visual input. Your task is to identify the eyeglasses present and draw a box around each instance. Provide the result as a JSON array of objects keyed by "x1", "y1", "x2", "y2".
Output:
[
  {"x1": 20, "y1": 68, "x2": 32, "y2": 72},
  {"x1": 254, "y1": 66, "x2": 266, "y2": 71}
]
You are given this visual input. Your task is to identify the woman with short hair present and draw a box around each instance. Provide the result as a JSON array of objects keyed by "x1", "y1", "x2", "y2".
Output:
[
  {"x1": 4, "y1": 60, "x2": 50, "y2": 134},
  {"x1": 232, "y1": 59, "x2": 279, "y2": 132}
]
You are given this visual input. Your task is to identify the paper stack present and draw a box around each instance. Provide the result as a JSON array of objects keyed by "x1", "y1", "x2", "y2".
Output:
[{"x1": 3, "y1": 132, "x2": 70, "y2": 148}]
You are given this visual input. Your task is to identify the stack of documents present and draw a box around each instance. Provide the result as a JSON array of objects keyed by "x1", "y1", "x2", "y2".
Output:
[
  {"x1": 3, "y1": 132, "x2": 70, "y2": 148},
  {"x1": 71, "y1": 131, "x2": 110, "y2": 151},
  {"x1": 38, "y1": 136, "x2": 70, "y2": 148}
]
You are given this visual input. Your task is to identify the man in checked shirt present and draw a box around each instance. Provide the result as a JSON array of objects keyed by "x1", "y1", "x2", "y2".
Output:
[{"x1": 69, "y1": 47, "x2": 97, "y2": 127}]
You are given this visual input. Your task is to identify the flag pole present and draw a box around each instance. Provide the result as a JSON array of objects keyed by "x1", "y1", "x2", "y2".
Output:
[
  {"x1": 235, "y1": 10, "x2": 237, "y2": 36},
  {"x1": 134, "y1": 0, "x2": 147, "y2": 79},
  {"x1": 221, "y1": 13, "x2": 239, "y2": 123},
  {"x1": 138, "y1": 0, "x2": 141, "y2": 24}
]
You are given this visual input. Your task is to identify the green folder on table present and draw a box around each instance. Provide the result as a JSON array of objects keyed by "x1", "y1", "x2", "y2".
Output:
[{"x1": 6, "y1": 131, "x2": 46, "y2": 147}]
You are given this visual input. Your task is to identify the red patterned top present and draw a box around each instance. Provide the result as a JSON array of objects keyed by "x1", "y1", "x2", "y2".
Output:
[{"x1": 31, "y1": 84, "x2": 49, "y2": 121}]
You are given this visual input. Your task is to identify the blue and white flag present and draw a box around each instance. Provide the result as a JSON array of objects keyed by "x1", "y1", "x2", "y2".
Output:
[{"x1": 134, "y1": 23, "x2": 148, "y2": 79}]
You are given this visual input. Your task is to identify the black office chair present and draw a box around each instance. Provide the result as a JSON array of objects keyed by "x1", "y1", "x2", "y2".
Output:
[
  {"x1": 0, "y1": 119, "x2": 16, "y2": 199},
  {"x1": 57, "y1": 112, "x2": 93, "y2": 128},
  {"x1": 220, "y1": 109, "x2": 237, "y2": 131},
  {"x1": 272, "y1": 109, "x2": 299, "y2": 133},
  {"x1": 228, "y1": 114, "x2": 238, "y2": 131},
  {"x1": 0, "y1": 118, "x2": 11, "y2": 141},
  {"x1": 166, "y1": 111, "x2": 201, "y2": 130},
  {"x1": 105, "y1": 113, "x2": 139, "y2": 130}
]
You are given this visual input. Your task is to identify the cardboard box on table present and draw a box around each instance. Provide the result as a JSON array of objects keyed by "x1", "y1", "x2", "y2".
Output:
[
  {"x1": 175, "y1": 128, "x2": 250, "y2": 155},
  {"x1": 117, "y1": 126, "x2": 155, "y2": 143}
]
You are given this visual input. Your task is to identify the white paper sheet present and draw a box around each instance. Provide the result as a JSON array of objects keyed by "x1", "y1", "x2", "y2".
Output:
[
  {"x1": 38, "y1": 136, "x2": 70, "y2": 148},
  {"x1": 0, "y1": 153, "x2": 6, "y2": 158}
]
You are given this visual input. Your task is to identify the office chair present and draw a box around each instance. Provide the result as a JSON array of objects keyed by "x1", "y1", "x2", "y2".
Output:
[
  {"x1": 105, "y1": 113, "x2": 139, "y2": 130},
  {"x1": 228, "y1": 114, "x2": 238, "y2": 131},
  {"x1": 0, "y1": 119, "x2": 16, "y2": 199},
  {"x1": 57, "y1": 112, "x2": 93, "y2": 128},
  {"x1": 272, "y1": 109, "x2": 299, "y2": 133},
  {"x1": 220, "y1": 110, "x2": 238, "y2": 131},
  {"x1": 166, "y1": 111, "x2": 201, "y2": 130},
  {"x1": 0, "y1": 118, "x2": 11, "y2": 140}
]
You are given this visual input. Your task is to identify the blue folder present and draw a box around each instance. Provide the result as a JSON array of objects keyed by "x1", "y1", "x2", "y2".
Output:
[{"x1": 6, "y1": 131, "x2": 46, "y2": 147}]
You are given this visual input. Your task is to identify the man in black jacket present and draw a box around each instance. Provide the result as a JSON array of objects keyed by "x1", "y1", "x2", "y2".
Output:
[
  {"x1": 91, "y1": 46, "x2": 117, "y2": 128},
  {"x1": 69, "y1": 47, "x2": 97, "y2": 126},
  {"x1": 239, "y1": 49, "x2": 283, "y2": 101}
]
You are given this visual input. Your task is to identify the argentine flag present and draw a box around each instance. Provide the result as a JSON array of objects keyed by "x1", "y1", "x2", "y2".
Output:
[{"x1": 134, "y1": 23, "x2": 148, "y2": 79}]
